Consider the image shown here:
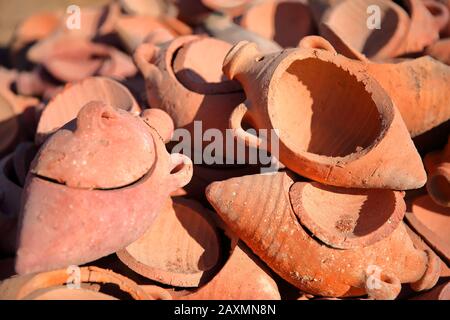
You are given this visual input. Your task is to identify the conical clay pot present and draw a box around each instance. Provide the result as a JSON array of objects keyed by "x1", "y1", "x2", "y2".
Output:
[
  {"x1": 424, "y1": 137, "x2": 450, "y2": 207},
  {"x1": 134, "y1": 35, "x2": 245, "y2": 159},
  {"x1": 15, "y1": 102, "x2": 193, "y2": 275},
  {"x1": 289, "y1": 182, "x2": 406, "y2": 249},
  {"x1": 302, "y1": 34, "x2": 450, "y2": 138},
  {"x1": 239, "y1": 0, "x2": 315, "y2": 48},
  {"x1": 206, "y1": 172, "x2": 440, "y2": 298},
  {"x1": 223, "y1": 41, "x2": 425, "y2": 189},
  {"x1": 405, "y1": 195, "x2": 450, "y2": 265},
  {"x1": 117, "y1": 198, "x2": 220, "y2": 287},
  {"x1": 181, "y1": 242, "x2": 281, "y2": 300},
  {"x1": 0, "y1": 266, "x2": 151, "y2": 300},
  {"x1": 36, "y1": 76, "x2": 140, "y2": 144}
]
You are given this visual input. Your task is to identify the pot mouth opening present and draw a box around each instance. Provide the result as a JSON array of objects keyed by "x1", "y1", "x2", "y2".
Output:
[
  {"x1": 428, "y1": 174, "x2": 450, "y2": 206},
  {"x1": 270, "y1": 57, "x2": 390, "y2": 162},
  {"x1": 169, "y1": 40, "x2": 243, "y2": 96},
  {"x1": 325, "y1": 0, "x2": 406, "y2": 57}
]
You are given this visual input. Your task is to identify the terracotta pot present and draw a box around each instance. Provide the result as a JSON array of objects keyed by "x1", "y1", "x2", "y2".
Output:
[
  {"x1": 27, "y1": 33, "x2": 137, "y2": 83},
  {"x1": 405, "y1": 196, "x2": 450, "y2": 265},
  {"x1": 0, "y1": 266, "x2": 152, "y2": 300},
  {"x1": 441, "y1": 0, "x2": 450, "y2": 36},
  {"x1": 15, "y1": 68, "x2": 63, "y2": 101},
  {"x1": 119, "y1": 0, "x2": 170, "y2": 16},
  {"x1": 15, "y1": 102, "x2": 193, "y2": 275},
  {"x1": 134, "y1": 36, "x2": 245, "y2": 160},
  {"x1": 308, "y1": 0, "x2": 344, "y2": 24},
  {"x1": 36, "y1": 76, "x2": 140, "y2": 144},
  {"x1": 423, "y1": 0, "x2": 450, "y2": 33},
  {"x1": 180, "y1": 242, "x2": 281, "y2": 300},
  {"x1": 206, "y1": 172, "x2": 440, "y2": 298},
  {"x1": 239, "y1": 0, "x2": 315, "y2": 48},
  {"x1": 201, "y1": 13, "x2": 282, "y2": 53},
  {"x1": 223, "y1": 41, "x2": 425, "y2": 189},
  {"x1": 426, "y1": 39, "x2": 450, "y2": 66},
  {"x1": 117, "y1": 198, "x2": 220, "y2": 287},
  {"x1": 320, "y1": 0, "x2": 410, "y2": 60},
  {"x1": 115, "y1": 15, "x2": 175, "y2": 53},
  {"x1": 412, "y1": 281, "x2": 450, "y2": 300},
  {"x1": 424, "y1": 137, "x2": 450, "y2": 207},
  {"x1": 299, "y1": 35, "x2": 450, "y2": 137},
  {"x1": 289, "y1": 182, "x2": 406, "y2": 249}
]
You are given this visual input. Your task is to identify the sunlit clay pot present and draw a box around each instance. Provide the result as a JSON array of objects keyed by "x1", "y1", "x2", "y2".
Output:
[
  {"x1": 299, "y1": 35, "x2": 450, "y2": 138},
  {"x1": 36, "y1": 76, "x2": 140, "y2": 144},
  {"x1": 15, "y1": 102, "x2": 193, "y2": 275},
  {"x1": 117, "y1": 198, "x2": 220, "y2": 287},
  {"x1": 180, "y1": 242, "x2": 281, "y2": 300},
  {"x1": 320, "y1": 0, "x2": 410, "y2": 60},
  {"x1": 426, "y1": 39, "x2": 450, "y2": 66},
  {"x1": 206, "y1": 172, "x2": 441, "y2": 298},
  {"x1": 289, "y1": 182, "x2": 406, "y2": 249},
  {"x1": 0, "y1": 266, "x2": 154, "y2": 300},
  {"x1": 424, "y1": 137, "x2": 450, "y2": 207},
  {"x1": 239, "y1": 0, "x2": 315, "y2": 48},
  {"x1": 134, "y1": 36, "x2": 245, "y2": 158},
  {"x1": 405, "y1": 195, "x2": 450, "y2": 265},
  {"x1": 223, "y1": 41, "x2": 425, "y2": 189},
  {"x1": 27, "y1": 34, "x2": 137, "y2": 83}
]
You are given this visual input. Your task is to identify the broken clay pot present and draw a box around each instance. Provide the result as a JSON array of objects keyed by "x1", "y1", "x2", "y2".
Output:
[
  {"x1": 424, "y1": 136, "x2": 450, "y2": 207},
  {"x1": 223, "y1": 40, "x2": 425, "y2": 189},
  {"x1": 15, "y1": 102, "x2": 193, "y2": 275},
  {"x1": 406, "y1": 195, "x2": 450, "y2": 265},
  {"x1": 206, "y1": 172, "x2": 440, "y2": 298},
  {"x1": 289, "y1": 182, "x2": 406, "y2": 249},
  {"x1": 180, "y1": 242, "x2": 281, "y2": 300},
  {"x1": 134, "y1": 35, "x2": 245, "y2": 159},
  {"x1": 304, "y1": 34, "x2": 450, "y2": 138},
  {"x1": 117, "y1": 198, "x2": 220, "y2": 287},
  {"x1": 0, "y1": 266, "x2": 152, "y2": 300},
  {"x1": 27, "y1": 33, "x2": 137, "y2": 83},
  {"x1": 239, "y1": 0, "x2": 316, "y2": 48},
  {"x1": 36, "y1": 76, "x2": 140, "y2": 144}
]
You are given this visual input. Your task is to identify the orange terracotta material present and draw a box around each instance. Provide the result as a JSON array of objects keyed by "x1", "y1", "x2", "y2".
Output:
[
  {"x1": 412, "y1": 281, "x2": 450, "y2": 300},
  {"x1": 424, "y1": 137, "x2": 450, "y2": 207},
  {"x1": 14, "y1": 68, "x2": 62, "y2": 101},
  {"x1": 115, "y1": 15, "x2": 175, "y2": 53},
  {"x1": 0, "y1": 266, "x2": 151, "y2": 300},
  {"x1": 239, "y1": 0, "x2": 315, "y2": 48},
  {"x1": 320, "y1": 0, "x2": 410, "y2": 60},
  {"x1": 36, "y1": 76, "x2": 140, "y2": 144},
  {"x1": 223, "y1": 41, "x2": 425, "y2": 189},
  {"x1": 15, "y1": 102, "x2": 193, "y2": 275},
  {"x1": 206, "y1": 172, "x2": 440, "y2": 298},
  {"x1": 299, "y1": 35, "x2": 450, "y2": 137},
  {"x1": 119, "y1": 0, "x2": 170, "y2": 16},
  {"x1": 422, "y1": 0, "x2": 450, "y2": 33},
  {"x1": 426, "y1": 39, "x2": 450, "y2": 66},
  {"x1": 134, "y1": 36, "x2": 244, "y2": 158},
  {"x1": 27, "y1": 34, "x2": 137, "y2": 83},
  {"x1": 442, "y1": 0, "x2": 450, "y2": 36},
  {"x1": 405, "y1": 196, "x2": 450, "y2": 265},
  {"x1": 117, "y1": 198, "x2": 220, "y2": 287},
  {"x1": 290, "y1": 182, "x2": 406, "y2": 249},
  {"x1": 181, "y1": 242, "x2": 281, "y2": 300}
]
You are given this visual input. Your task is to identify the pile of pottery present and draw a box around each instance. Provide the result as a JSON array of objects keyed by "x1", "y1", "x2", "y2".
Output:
[{"x1": 0, "y1": 0, "x2": 449, "y2": 300}]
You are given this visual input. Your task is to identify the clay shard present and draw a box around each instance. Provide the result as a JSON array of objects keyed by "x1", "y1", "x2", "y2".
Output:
[
  {"x1": 289, "y1": 182, "x2": 406, "y2": 249},
  {"x1": 117, "y1": 198, "x2": 220, "y2": 287}
]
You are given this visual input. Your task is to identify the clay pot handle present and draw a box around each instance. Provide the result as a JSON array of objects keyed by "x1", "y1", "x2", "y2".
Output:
[
  {"x1": 364, "y1": 270, "x2": 401, "y2": 300},
  {"x1": 229, "y1": 102, "x2": 263, "y2": 149},
  {"x1": 133, "y1": 43, "x2": 162, "y2": 81},
  {"x1": 299, "y1": 36, "x2": 337, "y2": 54},
  {"x1": 423, "y1": 0, "x2": 450, "y2": 33},
  {"x1": 168, "y1": 153, "x2": 193, "y2": 190}
]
